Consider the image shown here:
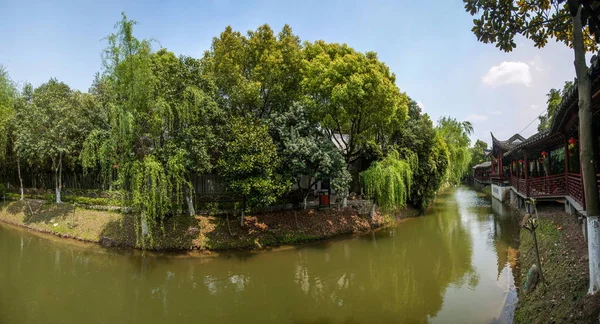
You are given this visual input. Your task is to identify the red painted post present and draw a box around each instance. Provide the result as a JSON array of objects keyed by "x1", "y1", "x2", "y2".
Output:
[
  {"x1": 565, "y1": 139, "x2": 569, "y2": 194},
  {"x1": 499, "y1": 153, "x2": 504, "y2": 180},
  {"x1": 525, "y1": 152, "x2": 529, "y2": 197}
]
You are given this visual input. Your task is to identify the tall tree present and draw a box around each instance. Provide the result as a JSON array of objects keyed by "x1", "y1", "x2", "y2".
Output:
[
  {"x1": 0, "y1": 65, "x2": 16, "y2": 163},
  {"x1": 22, "y1": 79, "x2": 82, "y2": 203},
  {"x1": 301, "y1": 41, "x2": 409, "y2": 167},
  {"x1": 82, "y1": 13, "x2": 218, "y2": 247},
  {"x1": 436, "y1": 117, "x2": 473, "y2": 185},
  {"x1": 469, "y1": 139, "x2": 489, "y2": 169},
  {"x1": 538, "y1": 81, "x2": 574, "y2": 131},
  {"x1": 392, "y1": 99, "x2": 450, "y2": 210},
  {"x1": 218, "y1": 117, "x2": 287, "y2": 225},
  {"x1": 201, "y1": 24, "x2": 303, "y2": 119},
  {"x1": 464, "y1": 0, "x2": 600, "y2": 293}
]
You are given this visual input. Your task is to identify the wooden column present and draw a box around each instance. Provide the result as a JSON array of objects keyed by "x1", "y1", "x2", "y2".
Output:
[
  {"x1": 565, "y1": 139, "x2": 570, "y2": 193},
  {"x1": 499, "y1": 153, "x2": 504, "y2": 179},
  {"x1": 548, "y1": 149, "x2": 552, "y2": 176},
  {"x1": 525, "y1": 152, "x2": 529, "y2": 197}
]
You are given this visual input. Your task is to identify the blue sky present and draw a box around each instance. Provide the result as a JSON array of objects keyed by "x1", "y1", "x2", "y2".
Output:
[{"x1": 0, "y1": 0, "x2": 583, "y2": 145}]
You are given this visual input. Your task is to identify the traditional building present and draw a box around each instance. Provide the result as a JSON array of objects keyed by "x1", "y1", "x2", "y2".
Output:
[{"x1": 485, "y1": 54, "x2": 600, "y2": 217}]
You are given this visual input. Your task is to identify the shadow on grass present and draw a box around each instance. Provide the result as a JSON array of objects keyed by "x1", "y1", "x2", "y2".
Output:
[
  {"x1": 5, "y1": 200, "x2": 28, "y2": 215},
  {"x1": 23, "y1": 201, "x2": 71, "y2": 224},
  {"x1": 100, "y1": 212, "x2": 201, "y2": 252}
]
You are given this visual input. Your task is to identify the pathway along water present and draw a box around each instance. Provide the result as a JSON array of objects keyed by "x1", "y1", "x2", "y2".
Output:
[{"x1": 0, "y1": 186, "x2": 521, "y2": 323}]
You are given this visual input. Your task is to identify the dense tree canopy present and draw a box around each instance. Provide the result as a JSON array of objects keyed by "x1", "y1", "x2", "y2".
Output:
[
  {"x1": 301, "y1": 41, "x2": 409, "y2": 165},
  {"x1": 0, "y1": 13, "x2": 474, "y2": 246},
  {"x1": 468, "y1": 140, "x2": 488, "y2": 170}
]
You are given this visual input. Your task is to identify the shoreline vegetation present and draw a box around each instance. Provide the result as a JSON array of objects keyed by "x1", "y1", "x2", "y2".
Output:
[
  {"x1": 0, "y1": 13, "x2": 477, "y2": 251},
  {"x1": 0, "y1": 198, "x2": 419, "y2": 253},
  {"x1": 512, "y1": 203, "x2": 600, "y2": 323}
]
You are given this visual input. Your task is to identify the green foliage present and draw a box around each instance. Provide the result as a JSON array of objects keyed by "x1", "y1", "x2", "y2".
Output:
[
  {"x1": 538, "y1": 81, "x2": 573, "y2": 131},
  {"x1": 464, "y1": 0, "x2": 597, "y2": 52},
  {"x1": 269, "y1": 103, "x2": 351, "y2": 197},
  {"x1": 361, "y1": 150, "x2": 414, "y2": 211},
  {"x1": 301, "y1": 41, "x2": 409, "y2": 165},
  {"x1": 218, "y1": 117, "x2": 287, "y2": 208},
  {"x1": 0, "y1": 65, "x2": 16, "y2": 162},
  {"x1": 468, "y1": 139, "x2": 488, "y2": 170},
  {"x1": 391, "y1": 99, "x2": 449, "y2": 209},
  {"x1": 436, "y1": 117, "x2": 473, "y2": 185},
  {"x1": 202, "y1": 24, "x2": 303, "y2": 119},
  {"x1": 1, "y1": 15, "x2": 469, "y2": 245},
  {"x1": 131, "y1": 155, "x2": 171, "y2": 248}
]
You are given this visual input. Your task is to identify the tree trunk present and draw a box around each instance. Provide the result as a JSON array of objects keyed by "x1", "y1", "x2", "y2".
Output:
[
  {"x1": 573, "y1": 8, "x2": 600, "y2": 294},
  {"x1": 17, "y1": 156, "x2": 23, "y2": 201},
  {"x1": 141, "y1": 212, "x2": 149, "y2": 237},
  {"x1": 186, "y1": 188, "x2": 195, "y2": 217},
  {"x1": 55, "y1": 152, "x2": 62, "y2": 204},
  {"x1": 369, "y1": 202, "x2": 376, "y2": 219},
  {"x1": 240, "y1": 196, "x2": 246, "y2": 227}
]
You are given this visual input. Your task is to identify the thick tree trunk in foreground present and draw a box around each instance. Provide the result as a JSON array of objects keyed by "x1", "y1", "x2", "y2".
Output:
[
  {"x1": 17, "y1": 156, "x2": 23, "y2": 201},
  {"x1": 573, "y1": 9, "x2": 600, "y2": 294}
]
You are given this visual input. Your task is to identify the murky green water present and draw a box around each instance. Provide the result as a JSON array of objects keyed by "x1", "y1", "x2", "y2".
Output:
[{"x1": 0, "y1": 186, "x2": 520, "y2": 324}]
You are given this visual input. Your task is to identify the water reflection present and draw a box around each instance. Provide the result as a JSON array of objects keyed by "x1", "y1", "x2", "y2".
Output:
[{"x1": 0, "y1": 186, "x2": 519, "y2": 324}]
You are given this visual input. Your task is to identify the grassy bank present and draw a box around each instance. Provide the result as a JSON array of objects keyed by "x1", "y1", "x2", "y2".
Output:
[
  {"x1": 0, "y1": 199, "x2": 418, "y2": 252},
  {"x1": 514, "y1": 205, "x2": 600, "y2": 323}
]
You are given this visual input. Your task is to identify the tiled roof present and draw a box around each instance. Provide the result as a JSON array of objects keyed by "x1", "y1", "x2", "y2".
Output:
[
  {"x1": 473, "y1": 161, "x2": 491, "y2": 169},
  {"x1": 493, "y1": 52, "x2": 600, "y2": 157},
  {"x1": 491, "y1": 132, "x2": 526, "y2": 151}
]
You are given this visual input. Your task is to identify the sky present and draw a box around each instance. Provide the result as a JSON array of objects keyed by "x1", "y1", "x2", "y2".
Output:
[{"x1": 0, "y1": 0, "x2": 587, "y2": 146}]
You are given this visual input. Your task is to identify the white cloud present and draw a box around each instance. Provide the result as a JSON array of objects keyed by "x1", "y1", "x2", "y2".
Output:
[
  {"x1": 482, "y1": 61, "x2": 532, "y2": 87},
  {"x1": 490, "y1": 110, "x2": 502, "y2": 115},
  {"x1": 530, "y1": 104, "x2": 539, "y2": 110},
  {"x1": 465, "y1": 114, "x2": 488, "y2": 122},
  {"x1": 416, "y1": 101, "x2": 425, "y2": 111},
  {"x1": 528, "y1": 55, "x2": 544, "y2": 72}
]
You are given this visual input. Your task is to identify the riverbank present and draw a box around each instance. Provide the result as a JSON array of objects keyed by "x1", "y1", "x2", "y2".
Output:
[
  {"x1": 0, "y1": 199, "x2": 419, "y2": 252},
  {"x1": 514, "y1": 204, "x2": 600, "y2": 323}
]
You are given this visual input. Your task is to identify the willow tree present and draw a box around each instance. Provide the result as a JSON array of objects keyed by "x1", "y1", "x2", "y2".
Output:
[
  {"x1": 82, "y1": 13, "x2": 211, "y2": 247},
  {"x1": 361, "y1": 150, "x2": 417, "y2": 212},
  {"x1": 436, "y1": 117, "x2": 473, "y2": 185},
  {"x1": 464, "y1": 0, "x2": 600, "y2": 293},
  {"x1": 301, "y1": 41, "x2": 409, "y2": 167},
  {"x1": 392, "y1": 99, "x2": 451, "y2": 210}
]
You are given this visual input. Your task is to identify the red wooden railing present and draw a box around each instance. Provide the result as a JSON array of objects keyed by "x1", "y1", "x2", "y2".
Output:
[
  {"x1": 568, "y1": 173, "x2": 585, "y2": 207},
  {"x1": 518, "y1": 178, "x2": 526, "y2": 195},
  {"x1": 510, "y1": 176, "x2": 519, "y2": 189},
  {"x1": 528, "y1": 174, "x2": 567, "y2": 197}
]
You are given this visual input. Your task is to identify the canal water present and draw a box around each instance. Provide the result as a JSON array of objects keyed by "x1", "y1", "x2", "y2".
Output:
[{"x1": 0, "y1": 186, "x2": 520, "y2": 324}]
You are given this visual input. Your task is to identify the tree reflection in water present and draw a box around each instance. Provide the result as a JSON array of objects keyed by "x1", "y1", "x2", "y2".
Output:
[{"x1": 0, "y1": 186, "x2": 521, "y2": 324}]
